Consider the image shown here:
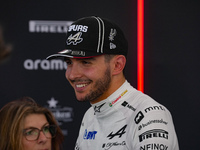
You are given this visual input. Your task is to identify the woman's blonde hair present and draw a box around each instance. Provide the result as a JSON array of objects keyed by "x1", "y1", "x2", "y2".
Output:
[{"x1": 0, "y1": 97, "x2": 64, "y2": 150}]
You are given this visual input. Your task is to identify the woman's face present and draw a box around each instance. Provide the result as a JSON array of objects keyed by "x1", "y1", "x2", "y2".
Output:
[{"x1": 22, "y1": 114, "x2": 52, "y2": 150}]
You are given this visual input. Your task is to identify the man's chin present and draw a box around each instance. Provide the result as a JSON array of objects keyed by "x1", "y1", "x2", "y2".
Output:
[
  {"x1": 76, "y1": 99, "x2": 86, "y2": 102},
  {"x1": 75, "y1": 95, "x2": 87, "y2": 102}
]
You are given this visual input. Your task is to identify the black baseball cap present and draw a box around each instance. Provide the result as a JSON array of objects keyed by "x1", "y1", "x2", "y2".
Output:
[{"x1": 46, "y1": 16, "x2": 128, "y2": 59}]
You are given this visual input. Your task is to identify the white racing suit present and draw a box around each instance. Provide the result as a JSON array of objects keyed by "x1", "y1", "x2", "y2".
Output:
[{"x1": 75, "y1": 81, "x2": 179, "y2": 150}]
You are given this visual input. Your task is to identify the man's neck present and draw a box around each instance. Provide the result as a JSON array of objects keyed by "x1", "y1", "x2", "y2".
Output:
[{"x1": 90, "y1": 76, "x2": 126, "y2": 104}]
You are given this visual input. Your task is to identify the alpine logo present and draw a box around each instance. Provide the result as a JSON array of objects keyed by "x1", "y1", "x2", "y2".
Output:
[
  {"x1": 67, "y1": 32, "x2": 83, "y2": 45},
  {"x1": 107, "y1": 125, "x2": 127, "y2": 139}
]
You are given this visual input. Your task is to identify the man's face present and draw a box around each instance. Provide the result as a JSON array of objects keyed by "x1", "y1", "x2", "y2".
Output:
[{"x1": 65, "y1": 55, "x2": 112, "y2": 103}]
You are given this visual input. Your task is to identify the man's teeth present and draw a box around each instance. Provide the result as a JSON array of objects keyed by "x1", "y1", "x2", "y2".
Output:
[{"x1": 76, "y1": 84, "x2": 87, "y2": 88}]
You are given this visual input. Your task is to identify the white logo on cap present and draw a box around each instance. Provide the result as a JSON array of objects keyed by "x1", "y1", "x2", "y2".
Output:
[
  {"x1": 59, "y1": 49, "x2": 72, "y2": 54},
  {"x1": 110, "y1": 43, "x2": 117, "y2": 50},
  {"x1": 109, "y1": 28, "x2": 117, "y2": 41},
  {"x1": 71, "y1": 51, "x2": 85, "y2": 56},
  {"x1": 67, "y1": 32, "x2": 83, "y2": 45},
  {"x1": 68, "y1": 25, "x2": 88, "y2": 32}
]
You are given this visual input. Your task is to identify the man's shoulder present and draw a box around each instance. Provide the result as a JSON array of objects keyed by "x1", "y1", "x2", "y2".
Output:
[
  {"x1": 119, "y1": 89, "x2": 171, "y2": 120},
  {"x1": 124, "y1": 88, "x2": 164, "y2": 111},
  {"x1": 85, "y1": 106, "x2": 94, "y2": 114}
]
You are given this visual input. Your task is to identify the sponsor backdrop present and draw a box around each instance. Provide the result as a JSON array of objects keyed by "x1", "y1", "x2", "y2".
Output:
[{"x1": 0, "y1": 1, "x2": 199, "y2": 150}]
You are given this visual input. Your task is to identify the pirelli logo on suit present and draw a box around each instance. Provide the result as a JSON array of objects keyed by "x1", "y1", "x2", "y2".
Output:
[{"x1": 139, "y1": 129, "x2": 168, "y2": 142}]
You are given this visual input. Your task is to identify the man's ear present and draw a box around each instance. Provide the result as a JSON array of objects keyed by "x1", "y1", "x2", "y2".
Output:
[{"x1": 112, "y1": 55, "x2": 126, "y2": 76}]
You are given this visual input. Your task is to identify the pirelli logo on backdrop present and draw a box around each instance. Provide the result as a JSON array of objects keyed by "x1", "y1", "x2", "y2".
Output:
[
  {"x1": 29, "y1": 20, "x2": 73, "y2": 33},
  {"x1": 25, "y1": 20, "x2": 73, "y2": 70}
]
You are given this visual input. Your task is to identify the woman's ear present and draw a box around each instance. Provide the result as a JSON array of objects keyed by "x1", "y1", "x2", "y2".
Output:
[{"x1": 112, "y1": 55, "x2": 126, "y2": 75}]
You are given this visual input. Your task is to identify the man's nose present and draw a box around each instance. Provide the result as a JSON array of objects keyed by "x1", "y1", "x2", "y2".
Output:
[{"x1": 66, "y1": 63, "x2": 82, "y2": 80}]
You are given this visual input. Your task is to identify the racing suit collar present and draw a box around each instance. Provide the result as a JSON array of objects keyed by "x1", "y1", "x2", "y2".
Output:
[{"x1": 91, "y1": 80, "x2": 130, "y2": 116}]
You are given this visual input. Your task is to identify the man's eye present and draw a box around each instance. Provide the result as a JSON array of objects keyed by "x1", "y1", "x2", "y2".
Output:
[
  {"x1": 82, "y1": 61, "x2": 90, "y2": 64},
  {"x1": 65, "y1": 60, "x2": 72, "y2": 65}
]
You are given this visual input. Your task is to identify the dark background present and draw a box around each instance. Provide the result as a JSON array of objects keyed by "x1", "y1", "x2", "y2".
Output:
[{"x1": 0, "y1": 1, "x2": 199, "y2": 149}]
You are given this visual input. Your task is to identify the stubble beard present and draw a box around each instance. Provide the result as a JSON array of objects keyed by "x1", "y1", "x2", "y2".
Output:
[{"x1": 79, "y1": 67, "x2": 111, "y2": 102}]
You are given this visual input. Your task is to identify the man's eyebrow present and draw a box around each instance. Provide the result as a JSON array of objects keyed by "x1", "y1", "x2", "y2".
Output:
[
  {"x1": 81, "y1": 57, "x2": 95, "y2": 60},
  {"x1": 64, "y1": 58, "x2": 71, "y2": 61},
  {"x1": 64, "y1": 57, "x2": 96, "y2": 61}
]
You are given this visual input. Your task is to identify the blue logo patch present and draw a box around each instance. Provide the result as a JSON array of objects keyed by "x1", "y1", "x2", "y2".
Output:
[{"x1": 83, "y1": 129, "x2": 97, "y2": 140}]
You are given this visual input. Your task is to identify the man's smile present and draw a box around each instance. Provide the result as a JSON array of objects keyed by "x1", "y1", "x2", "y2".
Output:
[{"x1": 76, "y1": 83, "x2": 88, "y2": 88}]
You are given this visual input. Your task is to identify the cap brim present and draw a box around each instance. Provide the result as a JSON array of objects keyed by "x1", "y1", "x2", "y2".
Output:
[
  {"x1": 46, "y1": 54, "x2": 73, "y2": 60},
  {"x1": 46, "y1": 50, "x2": 103, "y2": 60}
]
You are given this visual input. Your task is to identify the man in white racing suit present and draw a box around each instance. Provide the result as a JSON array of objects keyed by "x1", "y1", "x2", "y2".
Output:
[
  {"x1": 46, "y1": 16, "x2": 179, "y2": 150},
  {"x1": 75, "y1": 81, "x2": 179, "y2": 150}
]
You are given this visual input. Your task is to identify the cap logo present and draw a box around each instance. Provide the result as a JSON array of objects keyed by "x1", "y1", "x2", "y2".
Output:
[
  {"x1": 109, "y1": 29, "x2": 117, "y2": 50},
  {"x1": 110, "y1": 43, "x2": 116, "y2": 49},
  {"x1": 71, "y1": 50, "x2": 85, "y2": 56},
  {"x1": 109, "y1": 28, "x2": 117, "y2": 41},
  {"x1": 68, "y1": 25, "x2": 88, "y2": 32},
  {"x1": 67, "y1": 32, "x2": 83, "y2": 45}
]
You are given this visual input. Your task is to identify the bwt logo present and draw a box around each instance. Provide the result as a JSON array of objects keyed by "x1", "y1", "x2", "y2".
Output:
[
  {"x1": 29, "y1": 20, "x2": 73, "y2": 33},
  {"x1": 24, "y1": 59, "x2": 67, "y2": 70},
  {"x1": 83, "y1": 129, "x2": 97, "y2": 140}
]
